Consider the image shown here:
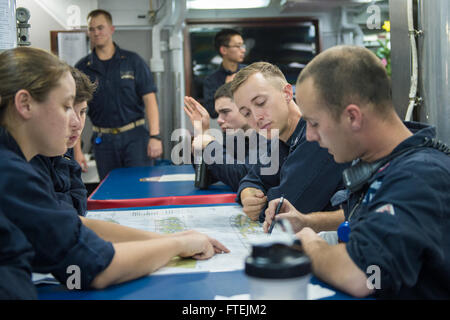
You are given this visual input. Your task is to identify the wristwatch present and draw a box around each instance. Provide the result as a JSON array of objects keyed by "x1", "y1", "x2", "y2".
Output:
[{"x1": 150, "y1": 134, "x2": 162, "y2": 141}]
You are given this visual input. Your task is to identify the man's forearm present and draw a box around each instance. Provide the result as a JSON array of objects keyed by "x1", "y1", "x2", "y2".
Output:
[
  {"x1": 304, "y1": 209, "x2": 345, "y2": 232},
  {"x1": 144, "y1": 93, "x2": 160, "y2": 135},
  {"x1": 301, "y1": 237, "x2": 373, "y2": 298}
]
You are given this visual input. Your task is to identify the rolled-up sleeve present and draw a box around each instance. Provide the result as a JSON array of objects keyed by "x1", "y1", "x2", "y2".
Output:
[{"x1": 50, "y1": 222, "x2": 115, "y2": 289}]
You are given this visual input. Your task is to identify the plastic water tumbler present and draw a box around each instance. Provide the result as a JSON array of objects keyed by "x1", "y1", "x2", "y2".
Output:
[{"x1": 245, "y1": 243, "x2": 312, "y2": 300}]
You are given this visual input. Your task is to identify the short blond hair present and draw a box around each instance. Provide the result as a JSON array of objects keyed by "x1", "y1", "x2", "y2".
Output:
[
  {"x1": 87, "y1": 9, "x2": 113, "y2": 25},
  {"x1": 230, "y1": 62, "x2": 288, "y2": 94}
]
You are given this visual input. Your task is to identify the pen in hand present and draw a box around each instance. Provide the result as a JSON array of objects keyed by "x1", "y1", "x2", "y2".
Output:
[{"x1": 268, "y1": 196, "x2": 284, "y2": 234}]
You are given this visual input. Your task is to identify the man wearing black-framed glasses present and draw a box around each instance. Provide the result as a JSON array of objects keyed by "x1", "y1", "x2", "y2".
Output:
[{"x1": 203, "y1": 29, "x2": 247, "y2": 118}]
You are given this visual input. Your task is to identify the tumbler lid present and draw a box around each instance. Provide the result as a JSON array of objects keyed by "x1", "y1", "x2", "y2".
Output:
[{"x1": 245, "y1": 243, "x2": 311, "y2": 279}]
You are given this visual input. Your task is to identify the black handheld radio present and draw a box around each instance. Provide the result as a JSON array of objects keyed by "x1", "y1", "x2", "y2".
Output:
[{"x1": 194, "y1": 154, "x2": 211, "y2": 189}]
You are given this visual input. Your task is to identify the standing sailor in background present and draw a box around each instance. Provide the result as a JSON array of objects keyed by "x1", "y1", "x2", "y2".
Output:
[
  {"x1": 202, "y1": 29, "x2": 246, "y2": 118},
  {"x1": 75, "y1": 9, "x2": 162, "y2": 180}
]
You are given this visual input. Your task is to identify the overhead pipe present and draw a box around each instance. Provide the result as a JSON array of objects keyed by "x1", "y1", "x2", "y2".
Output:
[
  {"x1": 404, "y1": 0, "x2": 419, "y2": 121},
  {"x1": 168, "y1": 0, "x2": 187, "y2": 130},
  {"x1": 149, "y1": 0, "x2": 172, "y2": 160},
  {"x1": 150, "y1": 0, "x2": 172, "y2": 74}
]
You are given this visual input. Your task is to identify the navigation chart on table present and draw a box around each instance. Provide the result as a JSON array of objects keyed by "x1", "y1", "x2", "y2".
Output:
[{"x1": 86, "y1": 205, "x2": 271, "y2": 275}]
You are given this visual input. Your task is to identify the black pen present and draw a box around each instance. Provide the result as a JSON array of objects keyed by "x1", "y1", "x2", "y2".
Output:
[{"x1": 268, "y1": 196, "x2": 284, "y2": 234}]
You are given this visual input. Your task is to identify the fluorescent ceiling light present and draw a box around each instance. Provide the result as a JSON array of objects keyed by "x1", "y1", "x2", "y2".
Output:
[{"x1": 187, "y1": 0, "x2": 271, "y2": 10}]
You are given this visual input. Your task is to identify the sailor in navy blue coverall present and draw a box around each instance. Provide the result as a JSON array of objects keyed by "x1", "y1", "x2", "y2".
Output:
[
  {"x1": 29, "y1": 65, "x2": 94, "y2": 216},
  {"x1": 75, "y1": 11, "x2": 162, "y2": 180},
  {"x1": 202, "y1": 29, "x2": 246, "y2": 118},
  {"x1": 230, "y1": 61, "x2": 348, "y2": 222},
  {"x1": 203, "y1": 63, "x2": 246, "y2": 118},
  {"x1": 0, "y1": 128, "x2": 115, "y2": 289},
  {"x1": 342, "y1": 123, "x2": 450, "y2": 299},
  {"x1": 31, "y1": 148, "x2": 87, "y2": 216},
  {"x1": 76, "y1": 43, "x2": 158, "y2": 180},
  {"x1": 289, "y1": 45, "x2": 450, "y2": 299}
]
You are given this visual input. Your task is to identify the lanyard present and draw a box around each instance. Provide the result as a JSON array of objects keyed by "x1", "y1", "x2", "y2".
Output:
[
  {"x1": 347, "y1": 192, "x2": 365, "y2": 222},
  {"x1": 338, "y1": 191, "x2": 366, "y2": 243}
]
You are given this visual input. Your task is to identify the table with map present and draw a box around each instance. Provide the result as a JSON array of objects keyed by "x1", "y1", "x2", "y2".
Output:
[{"x1": 86, "y1": 204, "x2": 272, "y2": 275}]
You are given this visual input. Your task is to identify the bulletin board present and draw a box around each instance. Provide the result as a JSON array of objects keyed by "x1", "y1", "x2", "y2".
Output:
[{"x1": 50, "y1": 30, "x2": 89, "y2": 66}]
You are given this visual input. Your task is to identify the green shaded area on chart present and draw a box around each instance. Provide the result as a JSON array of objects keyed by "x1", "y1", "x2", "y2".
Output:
[
  {"x1": 156, "y1": 217, "x2": 186, "y2": 234},
  {"x1": 155, "y1": 217, "x2": 196, "y2": 269},
  {"x1": 166, "y1": 256, "x2": 197, "y2": 269},
  {"x1": 230, "y1": 214, "x2": 261, "y2": 238}
]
